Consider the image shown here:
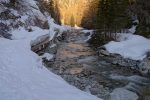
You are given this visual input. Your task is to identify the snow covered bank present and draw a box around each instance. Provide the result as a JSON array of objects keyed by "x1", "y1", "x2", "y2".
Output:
[
  {"x1": 0, "y1": 28, "x2": 101, "y2": 100},
  {"x1": 105, "y1": 34, "x2": 150, "y2": 60},
  {"x1": 47, "y1": 16, "x2": 72, "y2": 39}
]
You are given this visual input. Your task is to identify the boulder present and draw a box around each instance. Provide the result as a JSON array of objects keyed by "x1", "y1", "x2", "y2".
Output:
[
  {"x1": 110, "y1": 88, "x2": 138, "y2": 100},
  {"x1": 138, "y1": 58, "x2": 150, "y2": 74},
  {"x1": 99, "y1": 49, "x2": 110, "y2": 56}
]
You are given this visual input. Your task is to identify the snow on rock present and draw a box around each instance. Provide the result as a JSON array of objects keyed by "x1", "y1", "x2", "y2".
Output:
[
  {"x1": 105, "y1": 35, "x2": 150, "y2": 60},
  {"x1": 110, "y1": 88, "x2": 138, "y2": 100},
  {"x1": 0, "y1": 28, "x2": 101, "y2": 100},
  {"x1": 47, "y1": 16, "x2": 72, "y2": 39},
  {"x1": 81, "y1": 30, "x2": 93, "y2": 33},
  {"x1": 40, "y1": 53, "x2": 53, "y2": 61},
  {"x1": 11, "y1": 27, "x2": 49, "y2": 43},
  {"x1": 81, "y1": 29, "x2": 93, "y2": 42},
  {"x1": 0, "y1": 0, "x2": 48, "y2": 39},
  {"x1": 128, "y1": 26, "x2": 137, "y2": 34},
  {"x1": 18, "y1": 0, "x2": 46, "y2": 22},
  {"x1": 74, "y1": 25, "x2": 84, "y2": 29}
]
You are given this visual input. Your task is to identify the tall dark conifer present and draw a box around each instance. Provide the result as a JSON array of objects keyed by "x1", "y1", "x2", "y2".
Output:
[{"x1": 96, "y1": 0, "x2": 131, "y2": 32}]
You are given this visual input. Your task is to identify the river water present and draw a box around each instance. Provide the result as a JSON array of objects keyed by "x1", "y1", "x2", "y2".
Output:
[{"x1": 44, "y1": 30, "x2": 150, "y2": 100}]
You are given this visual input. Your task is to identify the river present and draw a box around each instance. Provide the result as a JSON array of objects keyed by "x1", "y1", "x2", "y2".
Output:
[{"x1": 44, "y1": 29, "x2": 150, "y2": 100}]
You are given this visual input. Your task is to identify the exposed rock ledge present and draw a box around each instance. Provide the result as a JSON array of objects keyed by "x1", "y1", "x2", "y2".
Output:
[{"x1": 97, "y1": 46, "x2": 150, "y2": 75}]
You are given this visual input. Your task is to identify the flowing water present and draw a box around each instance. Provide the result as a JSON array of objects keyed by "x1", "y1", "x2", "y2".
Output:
[{"x1": 44, "y1": 29, "x2": 150, "y2": 100}]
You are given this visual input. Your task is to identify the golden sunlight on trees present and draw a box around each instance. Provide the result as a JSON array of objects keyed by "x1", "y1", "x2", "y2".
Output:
[{"x1": 52, "y1": 0, "x2": 99, "y2": 27}]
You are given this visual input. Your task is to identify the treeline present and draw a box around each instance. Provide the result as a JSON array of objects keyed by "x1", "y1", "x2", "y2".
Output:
[
  {"x1": 43, "y1": 0, "x2": 133, "y2": 31},
  {"x1": 89, "y1": 0, "x2": 135, "y2": 46},
  {"x1": 39, "y1": 0, "x2": 150, "y2": 37},
  {"x1": 95, "y1": 0, "x2": 133, "y2": 33},
  {"x1": 131, "y1": 0, "x2": 150, "y2": 37},
  {"x1": 95, "y1": 0, "x2": 150, "y2": 37},
  {"x1": 39, "y1": 0, "x2": 99, "y2": 27}
]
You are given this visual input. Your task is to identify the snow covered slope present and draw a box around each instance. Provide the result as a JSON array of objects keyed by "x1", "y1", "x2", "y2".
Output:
[
  {"x1": 0, "y1": 28, "x2": 101, "y2": 100},
  {"x1": 0, "y1": 0, "x2": 47, "y2": 38}
]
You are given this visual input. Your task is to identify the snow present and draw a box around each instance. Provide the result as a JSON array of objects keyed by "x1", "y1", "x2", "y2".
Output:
[
  {"x1": 10, "y1": 9, "x2": 20, "y2": 16},
  {"x1": 105, "y1": 34, "x2": 150, "y2": 60},
  {"x1": 74, "y1": 25, "x2": 83, "y2": 29},
  {"x1": 81, "y1": 29, "x2": 93, "y2": 42},
  {"x1": 15, "y1": 0, "x2": 47, "y2": 24},
  {"x1": 40, "y1": 53, "x2": 53, "y2": 60},
  {"x1": 0, "y1": 27, "x2": 101, "y2": 100},
  {"x1": 47, "y1": 15, "x2": 72, "y2": 39},
  {"x1": 20, "y1": 15, "x2": 29, "y2": 23},
  {"x1": 50, "y1": 44, "x2": 57, "y2": 48},
  {"x1": 47, "y1": 16, "x2": 56, "y2": 40},
  {"x1": 128, "y1": 25, "x2": 137, "y2": 33},
  {"x1": 11, "y1": 27, "x2": 49, "y2": 42},
  {"x1": 81, "y1": 29, "x2": 93, "y2": 33}
]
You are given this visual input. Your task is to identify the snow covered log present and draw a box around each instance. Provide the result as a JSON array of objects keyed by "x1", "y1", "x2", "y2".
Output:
[{"x1": 31, "y1": 34, "x2": 50, "y2": 53}]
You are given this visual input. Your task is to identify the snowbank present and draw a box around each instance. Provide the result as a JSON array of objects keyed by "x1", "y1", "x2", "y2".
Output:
[
  {"x1": 47, "y1": 16, "x2": 72, "y2": 39},
  {"x1": 0, "y1": 28, "x2": 101, "y2": 100},
  {"x1": 105, "y1": 35, "x2": 150, "y2": 60}
]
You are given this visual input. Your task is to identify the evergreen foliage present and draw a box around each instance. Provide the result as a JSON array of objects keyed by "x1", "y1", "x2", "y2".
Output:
[
  {"x1": 133, "y1": 0, "x2": 150, "y2": 37},
  {"x1": 95, "y1": 0, "x2": 131, "y2": 32}
]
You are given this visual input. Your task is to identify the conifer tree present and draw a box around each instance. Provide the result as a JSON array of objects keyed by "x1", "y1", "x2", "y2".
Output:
[{"x1": 96, "y1": 0, "x2": 131, "y2": 32}]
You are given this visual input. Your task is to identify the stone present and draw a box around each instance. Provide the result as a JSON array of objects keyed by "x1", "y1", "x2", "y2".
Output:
[
  {"x1": 84, "y1": 32, "x2": 91, "y2": 36},
  {"x1": 110, "y1": 88, "x2": 138, "y2": 100},
  {"x1": 146, "y1": 51, "x2": 150, "y2": 59},
  {"x1": 99, "y1": 49, "x2": 110, "y2": 56},
  {"x1": 90, "y1": 88, "x2": 99, "y2": 95},
  {"x1": 98, "y1": 46, "x2": 106, "y2": 50},
  {"x1": 69, "y1": 68, "x2": 83, "y2": 75},
  {"x1": 47, "y1": 44, "x2": 57, "y2": 54},
  {"x1": 138, "y1": 58, "x2": 150, "y2": 74}
]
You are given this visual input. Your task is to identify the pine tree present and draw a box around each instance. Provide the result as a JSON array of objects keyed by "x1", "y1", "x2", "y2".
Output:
[{"x1": 96, "y1": 0, "x2": 131, "y2": 32}]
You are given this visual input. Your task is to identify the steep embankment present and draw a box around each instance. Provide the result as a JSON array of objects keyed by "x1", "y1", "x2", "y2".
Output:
[{"x1": 0, "y1": 0, "x2": 47, "y2": 38}]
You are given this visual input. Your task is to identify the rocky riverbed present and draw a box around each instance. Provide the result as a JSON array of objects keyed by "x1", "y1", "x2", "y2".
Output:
[{"x1": 43, "y1": 29, "x2": 150, "y2": 100}]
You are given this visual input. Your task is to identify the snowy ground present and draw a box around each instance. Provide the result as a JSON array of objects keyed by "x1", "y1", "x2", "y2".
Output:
[
  {"x1": 105, "y1": 24, "x2": 150, "y2": 60},
  {"x1": 0, "y1": 27, "x2": 101, "y2": 100},
  {"x1": 105, "y1": 34, "x2": 150, "y2": 60}
]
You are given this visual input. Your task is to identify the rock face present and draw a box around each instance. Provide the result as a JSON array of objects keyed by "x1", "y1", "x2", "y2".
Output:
[{"x1": 0, "y1": 0, "x2": 48, "y2": 38}]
